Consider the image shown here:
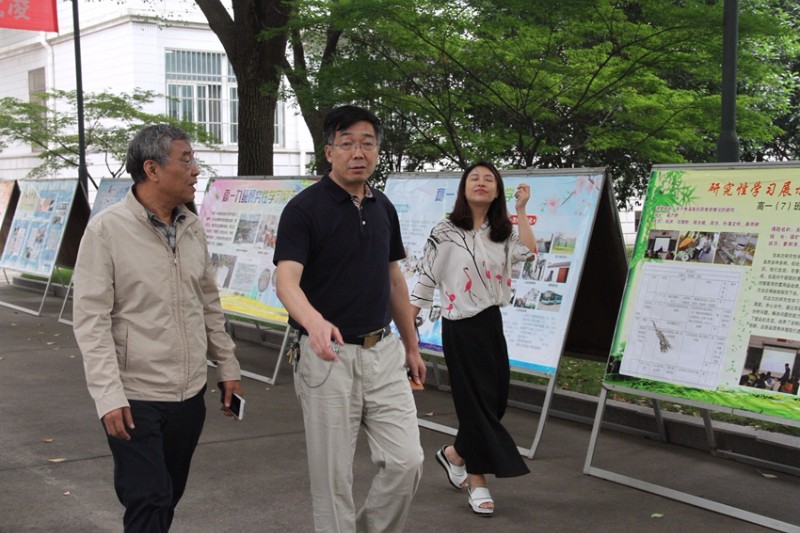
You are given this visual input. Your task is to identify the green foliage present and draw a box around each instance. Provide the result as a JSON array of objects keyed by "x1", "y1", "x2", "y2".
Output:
[
  {"x1": 0, "y1": 89, "x2": 219, "y2": 185},
  {"x1": 280, "y1": 0, "x2": 800, "y2": 206}
]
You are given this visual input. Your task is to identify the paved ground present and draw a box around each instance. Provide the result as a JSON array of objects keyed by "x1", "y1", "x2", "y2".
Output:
[{"x1": 1, "y1": 281, "x2": 798, "y2": 532}]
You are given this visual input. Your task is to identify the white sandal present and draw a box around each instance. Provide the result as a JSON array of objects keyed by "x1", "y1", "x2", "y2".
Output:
[
  {"x1": 435, "y1": 446, "x2": 468, "y2": 490},
  {"x1": 468, "y1": 486, "x2": 494, "y2": 516}
]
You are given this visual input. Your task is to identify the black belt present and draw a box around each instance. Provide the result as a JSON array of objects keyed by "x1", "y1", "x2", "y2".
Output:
[
  {"x1": 341, "y1": 326, "x2": 392, "y2": 348},
  {"x1": 299, "y1": 325, "x2": 392, "y2": 349}
]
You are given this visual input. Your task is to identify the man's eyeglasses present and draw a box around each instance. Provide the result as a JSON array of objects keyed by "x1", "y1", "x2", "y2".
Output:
[
  {"x1": 332, "y1": 141, "x2": 378, "y2": 153},
  {"x1": 168, "y1": 158, "x2": 200, "y2": 168}
]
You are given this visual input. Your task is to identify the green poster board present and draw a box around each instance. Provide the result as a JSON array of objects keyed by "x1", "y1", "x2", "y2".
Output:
[{"x1": 605, "y1": 162, "x2": 800, "y2": 424}]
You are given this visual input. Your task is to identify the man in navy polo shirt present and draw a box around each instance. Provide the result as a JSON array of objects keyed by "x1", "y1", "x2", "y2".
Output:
[{"x1": 274, "y1": 105, "x2": 426, "y2": 533}]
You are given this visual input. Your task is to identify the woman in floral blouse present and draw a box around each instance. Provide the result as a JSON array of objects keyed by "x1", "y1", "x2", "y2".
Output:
[{"x1": 411, "y1": 161, "x2": 537, "y2": 516}]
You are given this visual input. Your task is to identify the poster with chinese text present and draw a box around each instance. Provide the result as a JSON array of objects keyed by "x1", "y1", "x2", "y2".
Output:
[
  {"x1": 0, "y1": 179, "x2": 78, "y2": 276},
  {"x1": 386, "y1": 169, "x2": 607, "y2": 375},
  {"x1": 91, "y1": 179, "x2": 132, "y2": 219},
  {"x1": 606, "y1": 163, "x2": 800, "y2": 422},
  {"x1": 199, "y1": 177, "x2": 316, "y2": 323}
]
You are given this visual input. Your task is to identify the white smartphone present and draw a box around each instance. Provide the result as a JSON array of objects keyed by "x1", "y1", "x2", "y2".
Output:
[{"x1": 219, "y1": 386, "x2": 245, "y2": 420}]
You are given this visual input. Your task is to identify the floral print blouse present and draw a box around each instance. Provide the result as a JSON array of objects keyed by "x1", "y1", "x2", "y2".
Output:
[{"x1": 410, "y1": 219, "x2": 536, "y2": 320}]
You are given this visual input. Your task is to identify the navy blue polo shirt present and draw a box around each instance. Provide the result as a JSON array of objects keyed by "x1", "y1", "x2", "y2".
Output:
[{"x1": 273, "y1": 173, "x2": 406, "y2": 336}]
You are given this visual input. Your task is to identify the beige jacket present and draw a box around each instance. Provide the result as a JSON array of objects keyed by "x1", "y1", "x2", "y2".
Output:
[{"x1": 73, "y1": 189, "x2": 240, "y2": 418}]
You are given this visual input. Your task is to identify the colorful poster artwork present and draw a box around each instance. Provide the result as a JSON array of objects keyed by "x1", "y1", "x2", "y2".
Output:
[
  {"x1": 385, "y1": 170, "x2": 606, "y2": 375},
  {"x1": 0, "y1": 179, "x2": 78, "y2": 276},
  {"x1": 199, "y1": 178, "x2": 316, "y2": 323},
  {"x1": 606, "y1": 165, "x2": 800, "y2": 422},
  {"x1": 91, "y1": 179, "x2": 133, "y2": 219}
]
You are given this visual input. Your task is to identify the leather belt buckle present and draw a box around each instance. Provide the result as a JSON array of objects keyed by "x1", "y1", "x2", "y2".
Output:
[{"x1": 359, "y1": 325, "x2": 390, "y2": 349}]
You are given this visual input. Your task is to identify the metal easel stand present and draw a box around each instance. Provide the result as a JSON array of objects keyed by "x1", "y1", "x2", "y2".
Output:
[
  {"x1": 583, "y1": 387, "x2": 800, "y2": 533},
  {"x1": 0, "y1": 266, "x2": 69, "y2": 317},
  {"x1": 700, "y1": 408, "x2": 800, "y2": 478},
  {"x1": 58, "y1": 279, "x2": 74, "y2": 325},
  {"x1": 208, "y1": 318, "x2": 290, "y2": 386},
  {"x1": 416, "y1": 354, "x2": 561, "y2": 460}
]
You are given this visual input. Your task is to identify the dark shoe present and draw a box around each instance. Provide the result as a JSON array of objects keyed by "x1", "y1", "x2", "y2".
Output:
[{"x1": 435, "y1": 445, "x2": 467, "y2": 490}]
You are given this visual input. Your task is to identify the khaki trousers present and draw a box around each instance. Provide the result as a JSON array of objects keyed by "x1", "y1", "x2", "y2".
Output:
[{"x1": 295, "y1": 334, "x2": 424, "y2": 533}]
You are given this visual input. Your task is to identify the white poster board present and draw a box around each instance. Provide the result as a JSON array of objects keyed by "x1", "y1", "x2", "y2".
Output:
[{"x1": 385, "y1": 168, "x2": 607, "y2": 376}]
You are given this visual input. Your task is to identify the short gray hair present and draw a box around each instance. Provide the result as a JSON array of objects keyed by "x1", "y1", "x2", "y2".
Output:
[{"x1": 126, "y1": 124, "x2": 191, "y2": 183}]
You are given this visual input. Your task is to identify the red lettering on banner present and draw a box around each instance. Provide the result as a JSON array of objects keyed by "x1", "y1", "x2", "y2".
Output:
[{"x1": 0, "y1": 0, "x2": 58, "y2": 32}]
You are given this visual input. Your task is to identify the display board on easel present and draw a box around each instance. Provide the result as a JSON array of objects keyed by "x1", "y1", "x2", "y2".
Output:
[
  {"x1": 585, "y1": 162, "x2": 800, "y2": 532},
  {"x1": 199, "y1": 177, "x2": 318, "y2": 384},
  {"x1": 58, "y1": 179, "x2": 133, "y2": 324},
  {"x1": 0, "y1": 179, "x2": 89, "y2": 316},
  {"x1": 0, "y1": 180, "x2": 20, "y2": 260},
  {"x1": 384, "y1": 168, "x2": 627, "y2": 457}
]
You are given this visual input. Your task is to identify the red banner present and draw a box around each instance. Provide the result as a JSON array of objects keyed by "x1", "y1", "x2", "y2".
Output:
[{"x1": 0, "y1": 0, "x2": 58, "y2": 32}]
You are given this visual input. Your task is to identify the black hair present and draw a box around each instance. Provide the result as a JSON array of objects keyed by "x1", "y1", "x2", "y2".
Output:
[
  {"x1": 323, "y1": 105, "x2": 384, "y2": 145},
  {"x1": 448, "y1": 161, "x2": 512, "y2": 242}
]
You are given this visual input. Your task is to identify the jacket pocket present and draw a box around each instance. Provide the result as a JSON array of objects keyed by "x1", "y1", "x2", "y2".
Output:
[{"x1": 113, "y1": 323, "x2": 129, "y2": 372}]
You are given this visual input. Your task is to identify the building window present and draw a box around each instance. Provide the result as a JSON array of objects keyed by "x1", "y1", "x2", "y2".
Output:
[
  {"x1": 28, "y1": 68, "x2": 46, "y2": 153},
  {"x1": 166, "y1": 50, "x2": 284, "y2": 147},
  {"x1": 274, "y1": 99, "x2": 285, "y2": 147}
]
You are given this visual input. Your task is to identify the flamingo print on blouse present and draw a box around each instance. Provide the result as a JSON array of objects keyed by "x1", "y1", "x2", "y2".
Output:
[
  {"x1": 410, "y1": 221, "x2": 488, "y2": 318},
  {"x1": 482, "y1": 260, "x2": 507, "y2": 299},
  {"x1": 463, "y1": 267, "x2": 478, "y2": 304},
  {"x1": 444, "y1": 289, "x2": 456, "y2": 311}
]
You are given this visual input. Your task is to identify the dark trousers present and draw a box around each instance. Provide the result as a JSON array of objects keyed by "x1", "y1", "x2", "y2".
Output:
[
  {"x1": 442, "y1": 307, "x2": 529, "y2": 478},
  {"x1": 106, "y1": 387, "x2": 206, "y2": 532}
]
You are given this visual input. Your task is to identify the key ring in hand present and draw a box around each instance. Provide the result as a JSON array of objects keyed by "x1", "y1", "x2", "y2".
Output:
[{"x1": 299, "y1": 340, "x2": 338, "y2": 389}]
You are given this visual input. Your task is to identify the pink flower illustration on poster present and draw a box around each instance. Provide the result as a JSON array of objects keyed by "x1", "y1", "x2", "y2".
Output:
[
  {"x1": 544, "y1": 196, "x2": 560, "y2": 214},
  {"x1": 541, "y1": 175, "x2": 599, "y2": 214}
]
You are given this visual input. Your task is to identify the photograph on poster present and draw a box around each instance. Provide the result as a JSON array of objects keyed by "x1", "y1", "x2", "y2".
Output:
[
  {"x1": 644, "y1": 229, "x2": 679, "y2": 259},
  {"x1": 517, "y1": 255, "x2": 544, "y2": 280},
  {"x1": 229, "y1": 261, "x2": 259, "y2": 292},
  {"x1": 233, "y1": 214, "x2": 260, "y2": 244},
  {"x1": 256, "y1": 267, "x2": 272, "y2": 292},
  {"x1": 541, "y1": 258, "x2": 571, "y2": 284},
  {"x1": 537, "y1": 234, "x2": 552, "y2": 253},
  {"x1": 714, "y1": 232, "x2": 758, "y2": 266},
  {"x1": 550, "y1": 232, "x2": 577, "y2": 254},
  {"x1": 673, "y1": 230, "x2": 717, "y2": 263},
  {"x1": 538, "y1": 290, "x2": 563, "y2": 311},
  {"x1": 211, "y1": 253, "x2": 237, "y2": 289},
  {"x1": 513, "y1": 286, "x2": 540, "y2": 310},
  {"x1": 739, "y1": 336, "x2": 800, "y2": 394},
  {"x1": 36, "y1": 197, "x2": 54, "y2": 215},
  {"x1": 255, "y1": 214, "x2": 279, "y2": 249}
]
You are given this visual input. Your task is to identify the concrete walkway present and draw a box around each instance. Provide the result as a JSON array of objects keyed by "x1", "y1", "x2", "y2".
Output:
[{"x1": 0, "y1": 281, "x2": 795, "y2": 532}]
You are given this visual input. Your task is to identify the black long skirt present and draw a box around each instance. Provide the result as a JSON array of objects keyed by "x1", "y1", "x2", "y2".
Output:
[{"x1": 442, "y1": 305, "x2": 530, "y2": 477}]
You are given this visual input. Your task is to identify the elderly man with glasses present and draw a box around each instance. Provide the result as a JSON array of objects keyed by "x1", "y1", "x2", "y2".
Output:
[{"x1": 73, "y1": 124, "x2": 242, "y2": 532}]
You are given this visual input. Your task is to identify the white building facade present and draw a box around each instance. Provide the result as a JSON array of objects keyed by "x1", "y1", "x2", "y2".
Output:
[{"x1": 0, "y1": 0, "x2": 315, "y2": 195}]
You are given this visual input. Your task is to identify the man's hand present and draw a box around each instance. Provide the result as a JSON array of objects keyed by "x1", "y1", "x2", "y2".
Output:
[
  {"x1": 405, "y1": 348, "x2": 426, "y2": 389},
  {"x1": 304, "y1": 316, "x2": 343, "y2": 362},
  {"x1": 102, "y1": 407, "x2": 135, "y2": 440},
  {"x1": 219, "y1": 380, "x2": 244, "y2": 417}
]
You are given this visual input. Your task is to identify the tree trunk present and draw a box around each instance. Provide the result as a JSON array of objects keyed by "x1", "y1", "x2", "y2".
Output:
[
  {"x1": 236, "y1": 79, "x2": 276, "y2": 176},
  {"x1": 196, "y1": 0, "x2": 291, "y2": 177}
]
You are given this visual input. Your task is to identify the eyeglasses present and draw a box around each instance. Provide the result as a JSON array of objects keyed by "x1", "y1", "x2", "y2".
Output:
[
  {"x1": 168, "y1": 157, "x2": 199, "y2": 168},
  {"x1": 332, "y1": 141, "x2": 378, "y2": 153}
]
